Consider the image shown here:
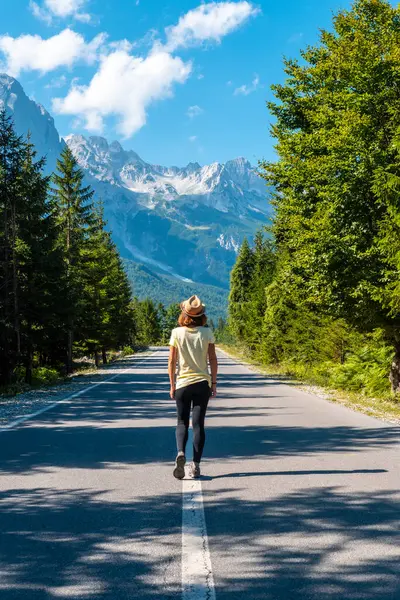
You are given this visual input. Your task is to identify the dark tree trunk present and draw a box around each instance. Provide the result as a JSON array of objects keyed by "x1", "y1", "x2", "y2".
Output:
[
  {"x1": 1, "y1": 188, "x2": 12, "y2": 386},
  {"x1": 11, "y1": 200, "x2": 20, "y2": 356},
  {"x1": 94, "y1": 349, "x2": 99, "y2": 368},
  {"x1": 66, "y1": 328, "x2": 73, "y2": 374},
  {"x1": 102, "y1": 346, "x2": 107, "y2": 364},
  {"x1": 389, "y1": 342, "x2": 400, "y2": 394},
  {"x1": 25, "y1": 343, "x2": 33, "y2": 385}
]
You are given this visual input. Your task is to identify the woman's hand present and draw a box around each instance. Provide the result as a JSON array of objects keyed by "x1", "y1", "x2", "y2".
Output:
[
  {"x1": 170, "y1": 385, "x2": 176, "y2": 399},
  {"x1": 211, "y1": 383, "x2": 217, "y2": 397}
]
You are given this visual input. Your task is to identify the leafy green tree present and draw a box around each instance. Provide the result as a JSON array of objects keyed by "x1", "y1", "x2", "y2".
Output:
[{"x1": 261, "y1": 0, "x2": 400, "y2": 391}]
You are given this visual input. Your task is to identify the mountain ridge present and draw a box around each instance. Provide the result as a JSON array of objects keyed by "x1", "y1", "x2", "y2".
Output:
[
  {"x1": 0, "y1": 73, "x2": 270, "y2": 303},
  {"x1": 0, "y1": 73, "x2": 65, "y2": 174}
]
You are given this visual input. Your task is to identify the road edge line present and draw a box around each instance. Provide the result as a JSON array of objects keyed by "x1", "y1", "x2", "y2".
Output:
[{"x1": 0, "y1": 351, "x2": 159, "y2": 433}]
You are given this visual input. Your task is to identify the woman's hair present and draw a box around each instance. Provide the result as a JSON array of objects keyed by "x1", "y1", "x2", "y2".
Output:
[{"x1": 178, "y1": 312, "x2": 207, "y2": 328}]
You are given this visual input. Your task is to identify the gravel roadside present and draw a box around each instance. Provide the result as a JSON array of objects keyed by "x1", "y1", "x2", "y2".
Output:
[{"x1": 0, "y1": 351, "x2": 154, "y2": 429}]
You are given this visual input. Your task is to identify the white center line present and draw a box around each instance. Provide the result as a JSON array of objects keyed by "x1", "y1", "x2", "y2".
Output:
[{"x1": 182, "y1": 478, "x2": 216, "y2": 600}]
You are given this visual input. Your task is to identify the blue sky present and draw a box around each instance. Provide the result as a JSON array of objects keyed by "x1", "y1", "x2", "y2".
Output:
[{"x1": 1, "y1": 0, "x2": 357, "y2": 167}]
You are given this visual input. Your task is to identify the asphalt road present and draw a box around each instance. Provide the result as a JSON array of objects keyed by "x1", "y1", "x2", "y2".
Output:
[{"x1": 1, "y1": 349, "x2": 399, "y2": 599}]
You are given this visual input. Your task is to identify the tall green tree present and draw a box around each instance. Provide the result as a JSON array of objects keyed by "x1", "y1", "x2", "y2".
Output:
[
  {"x1": 261, "y1": 0, "x2": 400, "y2": 391},
  {"x1": 246, "y1": 230, "x2": 276, "y2": 350},
  {"x1": 228, "y1": 237, "x2": 255, "y2": 341},
  {"x1": 78, "y1": 202, "x2": 134, "y2": 365},
  {"x1": 160, "y1": 302, "x2": 180, "y2": 344},
  {"x1": 102, "y1": 240, "x2": 135, "y2": 357},
  {"x1": 52, "y1": 146, "x2": 94, "y2": 373},
  {"x1": 17, "y1": 137, "x2": 66, "y2": 382},
  {"x1": 133, "y1": 298, "x2": 162, "y2": 346},
  {"x1": 0, "y1": 111, "x2": 24, "y2": 384}
]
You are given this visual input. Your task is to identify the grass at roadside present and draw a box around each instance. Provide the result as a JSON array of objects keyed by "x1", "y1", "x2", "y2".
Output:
[{"x1": 218, "y1": 343, "x2": 400, "y2": 425}]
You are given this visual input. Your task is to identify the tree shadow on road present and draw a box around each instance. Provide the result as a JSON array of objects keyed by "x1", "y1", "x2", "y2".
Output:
[
  {"x1": 1, "y1": 483, "x2": 399, "y2": 600},
  {"x1": 203, "y1": 485, "x2": 400, "y2": 600},
  {"x1": 1, "y1": 362, "x2": 399, "y2": 474},
  {"x1": 1, "y1": 353, "x2": 400, "y2": 598},
  {"x1": 0, "y1": 485, "x2": 182, "y2": 599}
]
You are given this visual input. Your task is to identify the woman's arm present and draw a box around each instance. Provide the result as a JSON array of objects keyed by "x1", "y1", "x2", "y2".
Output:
[
  {"x1": 208, "y1": 343, "x2": 218, "y2": 397},
  {"x1": 168, "y1": 346, "x2": 178, "y2": 399}
]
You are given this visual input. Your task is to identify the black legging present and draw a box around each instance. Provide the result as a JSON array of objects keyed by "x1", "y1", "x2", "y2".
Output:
[{"x1": 175, "y1": 380, "x2": 210, "y2": 463}]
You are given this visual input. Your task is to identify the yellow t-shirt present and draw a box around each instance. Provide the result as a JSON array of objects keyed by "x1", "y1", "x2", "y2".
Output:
[{"x1": 169, "y1": 326, "x2": 215, "y2": 390}]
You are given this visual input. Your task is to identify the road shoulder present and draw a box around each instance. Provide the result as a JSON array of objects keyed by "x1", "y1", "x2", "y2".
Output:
[{"x1": 217, "y1": 345, "x2": 400, "y2": 425}]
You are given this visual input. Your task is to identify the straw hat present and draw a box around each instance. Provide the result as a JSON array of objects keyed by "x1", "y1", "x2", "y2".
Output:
[{"x1": 180, "y1": 295, "x2": 206, "y2": 317}]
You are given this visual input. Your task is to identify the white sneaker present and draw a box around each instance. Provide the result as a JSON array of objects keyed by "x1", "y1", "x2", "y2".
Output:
[
  {"x1": 173, "y1": 454, "x2": 186, "y2": 479},
  {"x1": 189, "y1": 462, "x2": 200, "y2": 478}
]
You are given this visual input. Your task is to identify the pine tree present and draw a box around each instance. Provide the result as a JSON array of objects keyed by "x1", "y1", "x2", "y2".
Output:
[
  {"x1": 17, "y1": 136, "x2": 65, "y2": 383},
  {"x1": 0, "y1": 111, "x2": 25, "y2": 384},
  {"x1": 228, "y1": 237, "x2": 255, "y2": 341},
  {"x1": 52, "y1": 146, "x2": 94, "y2": 373},
  {"x1": 77, "y1": 202, "x2": 134, "y2": 365},
  {"x1": 134, "y1": 298, "x2": 162, "y2": 346},
  {"x1": 246, "y1": 230, "x2": 276, "y2": 351},
  {"x1": 162, "y1": 302, "x2": 180, "y2": 343},
  {"x1": 102, "y1": 242, "x2": 134, "y2": 357}
]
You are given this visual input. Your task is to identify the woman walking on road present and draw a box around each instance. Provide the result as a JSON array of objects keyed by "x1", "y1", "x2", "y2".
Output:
[{"x1": 168, "y1": 295, "x2": 218, "y2": 479}]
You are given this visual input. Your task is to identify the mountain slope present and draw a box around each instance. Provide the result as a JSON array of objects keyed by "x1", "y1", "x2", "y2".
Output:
[
  {"x1": 124, "y1": 259, "x2": 228, "y2": 322},
  {"x1": 0, "y1": 73, "x2": 64, "y2": 174},
  {"x1": 66, "y1": 134, "x2": 271, "y2": 287},
  {"x1": 0, "y1": 73, "x2": 270, "y2": 311}
]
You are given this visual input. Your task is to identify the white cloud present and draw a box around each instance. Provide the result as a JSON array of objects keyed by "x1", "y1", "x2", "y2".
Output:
[
  {"x1": 0, "y1": 29, "x2": 105, "y2": 76},
  {"x1": 165, "y1": 1, "x2": 260, "y2": 51},
  {"x1": 30, "y1": 0, "x2": 91, "y2": 23},
  {"x1": 46, "y1": 0, "x2": 87, "y2": 17},
  {"x1": 45, "y1": 74, "x2": 68, "y2": 89},
  {"x1": 53, "y1": 48, "x2": 192, "y2": 137},
  {"x1": 234, "y1": 73, "x2": 260, "y2": 96},
  {"x1": 189, "y1": 135, "x2": 197, "y2": 142},
  {"x1": 32, "y1": 2, "x2": 259, "y2": 140},
  {"x1": 186, "y1": 105, "x2": 204, "y2": 118},
  {"x1": 29, "y1": 1, "x2": 52, "y2": 24}
]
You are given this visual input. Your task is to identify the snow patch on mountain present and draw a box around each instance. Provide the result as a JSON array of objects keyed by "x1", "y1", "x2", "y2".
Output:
[
  {"x1": 123, "y1": 240, "x2": 193, "y2": 283},
  {"x1": 65, "y1": 133, "x2": 269, "y2": 217},
  {"x1": 217, "y1": 233, "x2": 240, "y2": 253},
  {"x1": 0, "y1": 73, "x2": 271, "y2": 289}
]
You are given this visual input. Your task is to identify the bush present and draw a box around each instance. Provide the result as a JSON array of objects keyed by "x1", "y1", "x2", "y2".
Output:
[
  {"x1": 31, "y1": 367, "x2": 60, "y2": 385},
  {"x1": 122, "y1": 346, "x2": 135, "y2": 356},
  {"x1": 329, "y1": 331, "x2": 392, "y2": 397}
]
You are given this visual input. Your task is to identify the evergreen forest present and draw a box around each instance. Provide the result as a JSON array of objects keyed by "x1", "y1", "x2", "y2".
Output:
[{"x1": 0, "y1": 112, "x2": 181, "y2": 391}]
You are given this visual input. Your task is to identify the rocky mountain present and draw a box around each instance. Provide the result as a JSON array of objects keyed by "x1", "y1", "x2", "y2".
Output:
[
  {"x1": 65, "y1": 134, "x2": 271, "y2": 287},
  {"x1": 0, "y1": 73, "x2": 271, "y2": 298},
  {"x1": 0, "y1": 74, "x2": 64, "y2": 174}
]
